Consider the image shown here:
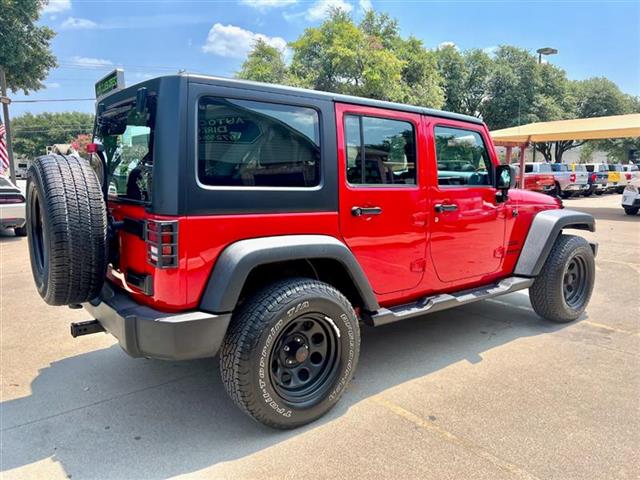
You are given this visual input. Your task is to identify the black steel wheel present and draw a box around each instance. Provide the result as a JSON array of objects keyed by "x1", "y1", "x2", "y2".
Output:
[
  {"x1": 530, "y1": 234, "x2": 595, "y2": 323},
  {"x1": 220, "y1": 278, "x2": 360, "y2": 429}
]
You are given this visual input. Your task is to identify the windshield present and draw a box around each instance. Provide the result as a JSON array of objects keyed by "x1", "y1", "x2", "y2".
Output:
[{"x1": 94, "y1": 98, "x2": 155, "y2": 202}]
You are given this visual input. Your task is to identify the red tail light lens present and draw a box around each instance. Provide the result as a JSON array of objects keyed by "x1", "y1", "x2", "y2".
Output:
[
  {"x1": 626, "y1": 173, "x2": 632, "y2": 180},
  {"x1": 569, "y1": 173, "x2": 576, "y2": 183},
  {"x1": 590, "y1": 173, "x2": 596, "y2": 182},
  {"x1": 144, "y1": 220, "x2": 178, "y2": 268},
  {"x1": 0, "y1": 194, "x2": 25, "y2": 204}
]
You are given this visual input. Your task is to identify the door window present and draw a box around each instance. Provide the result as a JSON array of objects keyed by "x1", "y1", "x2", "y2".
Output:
[
  {"x1": 344, "y1": 115, "x2": 416, "y2": 185},
  {"x1": 434, "y1": 126, "x2": 492, "y2": 187}
]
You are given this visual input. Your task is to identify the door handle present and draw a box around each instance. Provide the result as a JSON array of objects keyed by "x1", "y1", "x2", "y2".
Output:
[
  {"x1": 434, "y1": 203, "x2": 458, "y2": 213},
  {"x1": 352, "y1": 206, "x2": 382, "y2": 216}
]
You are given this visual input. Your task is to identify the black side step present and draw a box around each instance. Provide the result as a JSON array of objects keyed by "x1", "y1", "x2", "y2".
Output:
[
  {"x1": 70, "y1": 320, "x2": 106, "y2": 337},
  {"x1": 365, "y1": 276, "x2": 534, "y2": 327}
]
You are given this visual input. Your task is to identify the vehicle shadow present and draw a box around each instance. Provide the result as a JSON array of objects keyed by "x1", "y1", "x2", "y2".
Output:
[
  {"x1": 0, "y1": 229, "x2": 23, "y2": 241},
  {"x1": 0, "y1": 295, "x2": 568, "y2": 479}
]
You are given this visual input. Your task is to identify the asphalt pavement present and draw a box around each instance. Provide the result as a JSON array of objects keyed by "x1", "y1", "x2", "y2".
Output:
[{"x1": 1, "y1": 193, "x2": 638, "y2": 480}]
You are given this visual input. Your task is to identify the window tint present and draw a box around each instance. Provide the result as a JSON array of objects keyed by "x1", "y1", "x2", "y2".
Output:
[
  {"x1": 524, "y1": 164, "x2": 533, "y2": 173},
  {"x1": 434, "y1": 126, "x2": 491, "y2": 186},
  {"x1": 197, "y1": 97, "x2": 320, "y2": 187},
  {"x1": 345, "y1": 115, "x2": 416, "y2": 185},
  {"x1": 550, "y1": 163, "x2": 568, "y2": 172},
  {"x1": 585, "y1": 165, "x2": 594, "y2": 172}
]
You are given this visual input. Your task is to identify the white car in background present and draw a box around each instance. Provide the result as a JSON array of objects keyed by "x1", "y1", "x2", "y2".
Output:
[
  {"x1": 623, "y1": 164, "x2": 640, "y2": 183},
  {"x1": 0, "y1": 175, "x2": 27, "y2": 236},
  {"x1": 622, "y1": 176, "x2": 640, "y2": 216}
]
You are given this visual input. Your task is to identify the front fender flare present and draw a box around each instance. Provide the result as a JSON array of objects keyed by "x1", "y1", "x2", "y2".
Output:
[
  {"x1": 514, "y1": 209, "x2": 596, "y2": 277},
  {"x1": 199, "y1": 235, "x2": 379, "y2": 313}
]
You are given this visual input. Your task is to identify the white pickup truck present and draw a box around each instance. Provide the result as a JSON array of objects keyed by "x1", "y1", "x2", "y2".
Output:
[{"x1": 547, "y1": 163, "x2": 589, "y2": 198}]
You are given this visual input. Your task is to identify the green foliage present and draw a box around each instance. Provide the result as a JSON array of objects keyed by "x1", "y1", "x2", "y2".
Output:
[
  {"x1": 575, "y1": 77, "x2": 629, "y2": 118},
  {"x1": 0, "y1": 0, "x2": 57, "y2": 94},
  {"x1": 237, "y1": 39, "x2": 288, "y2": 84},
  {"x1": 238, "y1": 9, "x2": 443, "y2": 108},
  {"x1": 12, "y1": 112, "x2": 94, "y2": 159}
]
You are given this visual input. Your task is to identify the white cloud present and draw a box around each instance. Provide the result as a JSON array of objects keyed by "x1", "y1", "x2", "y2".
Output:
[
  {"x1": 483, "y1": 46, "x2": 498, "y2": 56},
  {"x1": 201, "y1": 23, "x2": 287, "y2": 59},
  {"x1": 305, "y1": 0, "x2": 353, "y2": 21},
  {"x1": 241, "y1": 0, "x2": 297, "y2": 9},
  {"x1": 69, "y1": 56, "x2": 113, "y2": 67},
  {"x1": 61, "y1": 17, "x2": 97, "y2": 30},
  {"x1": 359, "y1": 0, "x2": 372, "y2": 12},
  {"x1": 42, "y1": 0, "x2": 71, "y2": 14},
  {"x1": 438, "y1": 41, "x2": 458, "y2": 51}
]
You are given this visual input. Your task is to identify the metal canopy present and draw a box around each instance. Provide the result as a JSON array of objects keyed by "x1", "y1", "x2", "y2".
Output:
[{"x1": 490, "y1": 113, "x2": 640, "y2": 146}]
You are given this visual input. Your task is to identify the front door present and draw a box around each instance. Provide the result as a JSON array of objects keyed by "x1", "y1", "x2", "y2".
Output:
[
  {"x1": 337, "y1": 103, "x2": 427, "y2": 295},
  {"x1": 427, "y1": 120, "x2": 507, "y2": 283}
]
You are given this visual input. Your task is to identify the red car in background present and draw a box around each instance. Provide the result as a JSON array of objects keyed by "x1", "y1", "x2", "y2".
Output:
[{"x1": 511, "y1": 163, "x2": 556, "y2": 195}]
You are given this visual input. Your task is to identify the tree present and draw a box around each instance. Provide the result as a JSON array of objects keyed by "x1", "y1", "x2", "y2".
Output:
[
  {"x1": 237, "y1": 39, "x2": 288, "y2": 84},
  {"x1": 0, "y1": 0, "x2": 57, "y2": 94},
  {"x1": 435, "y1": 45, "x2": 466, "y2": 113},
  {"x1": 239, "y1": 9, "x2": 443, "y2": 108},
  {"x1": 12, "y1": 112, "x2": 94, "y2": 159},
  {"x1": 71, "y1": 133, "x2": 93, "y2": 159}
]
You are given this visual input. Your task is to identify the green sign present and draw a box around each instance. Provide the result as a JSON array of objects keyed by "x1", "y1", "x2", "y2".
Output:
[{"x1": 95, "y1": 69, "x2": 124, "y2": 99}]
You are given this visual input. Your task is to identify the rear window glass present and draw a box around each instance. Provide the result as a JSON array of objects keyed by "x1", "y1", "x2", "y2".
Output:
[
  {"x1": 537, "y1": 163, "x2": 552, "y2": 173},
  {"x1": 585, "y1": 165, "x2": 594, "y2": 172},
  {"x1": 524, "y1": 164, "x2": 533, "y2": 173},
  {"x1": 573, "y1": 164, "x2": 586, "y2": 172},
  {"x1": 197, "y1": 97, "x2": 320, "y2": 188},
  {"x1": 550, "y1": 163, "x2": 568, "y2": 172}
]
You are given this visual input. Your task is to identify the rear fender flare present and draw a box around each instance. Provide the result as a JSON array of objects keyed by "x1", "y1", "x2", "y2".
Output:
[
  {"x1": 514, "y1": 209, "x2": 596, "y2": 277},
  {"x1": 199, "y1": 235, "x2": 379, "y2": 313}
]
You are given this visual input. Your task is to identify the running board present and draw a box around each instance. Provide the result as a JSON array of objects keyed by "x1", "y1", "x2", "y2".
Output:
[{"x1": 365, "y1": 277, "x2": 534, "y2": 327}]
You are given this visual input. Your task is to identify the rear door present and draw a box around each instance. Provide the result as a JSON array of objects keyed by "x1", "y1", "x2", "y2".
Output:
[
  {"x1": 336, "y1": 103, "x2": 427, "y2": 295},
  {"x1": 426, "y1": 119, "x2": 507, "y2": 283}
]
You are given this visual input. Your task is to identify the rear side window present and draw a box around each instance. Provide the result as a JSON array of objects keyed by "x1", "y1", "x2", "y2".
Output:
[
  {"x1": 551, "y1": 164, "x2": 568, "y2": 172},
  {"x1": 197, "y1": 97, "x2": 320, "y2": 187},
  {"x1": 585, "y1": 165, "x2": 594, "y2": 172},
  {"x1": 537, "y1": 163, "x2": 552, "y2": 173},
  {"x1": 434, "y1": 126, "x2": 491, "y2": 186},
  {"x1": 344, "y1": 115, "x2": 416, "y2": 185},
  {"x1": 524, "y1": 164, "x2": 533, "y2": 173}
]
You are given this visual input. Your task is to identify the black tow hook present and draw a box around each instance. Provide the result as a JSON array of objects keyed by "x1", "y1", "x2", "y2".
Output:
[{"x1": 70, "y1": 320, "x2": 106, "y2": 338}]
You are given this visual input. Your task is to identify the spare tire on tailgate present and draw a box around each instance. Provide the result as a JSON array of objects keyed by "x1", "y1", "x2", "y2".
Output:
[{"x1": 26, "y1": 154, "x2": 108, "y2": 306}]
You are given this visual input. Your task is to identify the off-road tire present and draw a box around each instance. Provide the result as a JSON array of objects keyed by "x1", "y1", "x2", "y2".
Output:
[
  {"x1": 26, "y1": 154, "x2": 108, "y2": 306},
  {"x1": 624, "y1": 206, "x2": 639, "y2": 216},
  {"x1": 554, "y1": 183, "x2": 562, "y2": 198},
  {"x1": 14, "y1": 226, "x2": 27, "y2": 237},
  {"x1": 220, "y1": 278, "x2": 360, "y2": 429},
  {"x1": 530, "y1": 234, "x2": 595, "y2": 323},
  {"x1": 595, "y1": 190, "x2": 603, "y2": 195}
]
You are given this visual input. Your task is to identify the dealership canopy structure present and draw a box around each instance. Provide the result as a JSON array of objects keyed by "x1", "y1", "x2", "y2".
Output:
[{"x1": 490, "y1": 113, "x2": 640, "y2": 187}]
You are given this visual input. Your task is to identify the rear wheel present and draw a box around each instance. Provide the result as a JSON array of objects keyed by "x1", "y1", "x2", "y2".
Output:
[
  {"x1": 624, "y1": 206, "x2": 639, "y2": 215},
  {"x1": 14, "y1": 226, "x2": 27, "y2": 237},
  {"x1": 220, "y1": 278, "x2": 360, "y2": 429},
  {"x1": 26, "y1": 154, "x2": 108, "y2": 306},
  {"x1": 530, "y1": 234, "x2": 595, "y2": 323}
]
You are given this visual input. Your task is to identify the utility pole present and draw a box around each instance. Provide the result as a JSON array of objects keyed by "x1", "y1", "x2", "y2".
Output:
[{"x1": 0, "y1": 67, "x2": 17, "y2": 184}]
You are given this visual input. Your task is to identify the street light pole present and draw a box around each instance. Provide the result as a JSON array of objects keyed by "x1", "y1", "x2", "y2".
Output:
[
  {"x1": 0, "y1": 66, "x2": 17, "y2": 184},
  {"x1": 533, "y1": 48, "x2": 559, "y2": 162}
]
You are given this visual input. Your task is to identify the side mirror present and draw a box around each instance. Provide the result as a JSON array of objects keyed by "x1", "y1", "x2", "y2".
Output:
[{"x1": 494, "y1": 164, "x2": 516, "y2": 201}]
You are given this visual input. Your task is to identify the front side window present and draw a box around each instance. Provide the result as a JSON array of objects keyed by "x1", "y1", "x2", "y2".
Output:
[
  {"x1": 344, "y1": 115, "x2": 416, "y2": 185},
  {"x1": 551, "y1": 164, "x2": 568, "y2": 172},
  {"x1": 434, "y1": 126, "x2": 491, "y2": 186},
  {"x1": 197, "y1": 97, "x2": 320, "y2": 187}
]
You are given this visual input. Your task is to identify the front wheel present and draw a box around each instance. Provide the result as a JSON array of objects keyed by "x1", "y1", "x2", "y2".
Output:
[
  {"x1": 529, "y1": 234, "x2": 595, "y2": 323},
  {"x1": 220, "y1": 278, "x2": 360, "y2": 429}
]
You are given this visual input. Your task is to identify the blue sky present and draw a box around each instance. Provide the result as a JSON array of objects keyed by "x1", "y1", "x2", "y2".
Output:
[{"x1": 11, "y1": 0, "x2": 640, "y2": 116}]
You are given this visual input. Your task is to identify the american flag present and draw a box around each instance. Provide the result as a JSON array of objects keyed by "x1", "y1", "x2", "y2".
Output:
[{"x1": 0, "y1": 119, "x2": 10, "y2": 175}]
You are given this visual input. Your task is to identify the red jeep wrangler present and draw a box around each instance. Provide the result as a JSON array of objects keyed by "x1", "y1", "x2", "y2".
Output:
[{"x1": 26, "y1": 74, "x2": 597, "y2": 429}]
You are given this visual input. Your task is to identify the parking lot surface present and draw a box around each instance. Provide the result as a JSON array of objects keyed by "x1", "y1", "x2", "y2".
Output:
[{"x1": 1, "y1": 193, "x2": 638, "y2": 480}]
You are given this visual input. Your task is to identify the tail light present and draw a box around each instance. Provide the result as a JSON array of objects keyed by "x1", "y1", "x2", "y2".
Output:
[
  {"x1": 590, "y1": 173, "x2": 597, "y2": 182},
  {"x1": 569, "y1": 173, "x2": 576, "y2": 183},
  {"x1": 144, "y1": 220, "x2": 178, "y2": 268},
  {"x1": 626, "y1": 173, "x2": 632, "y2": 180},
  {"x1": 0, "y1": 193, "x2": 25, "y2": 204}
]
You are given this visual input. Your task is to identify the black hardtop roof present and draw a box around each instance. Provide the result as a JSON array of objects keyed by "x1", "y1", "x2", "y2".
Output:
[{"x1": 180, "y1": 73, "x2": 484, "y2": 125}]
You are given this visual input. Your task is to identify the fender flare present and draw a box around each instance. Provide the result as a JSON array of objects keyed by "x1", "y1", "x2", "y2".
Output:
[
  {"x1": 199, "y1": 235, "x2": 379, "y2": 313},
  {"x1": 514, "y1": 209, "x2": 596, "y2": 277}
]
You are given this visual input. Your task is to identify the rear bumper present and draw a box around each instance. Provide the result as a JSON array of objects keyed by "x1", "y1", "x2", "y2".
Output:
[
  {"x1": 83, "y1": 283, "x2": 231, "y2": 360},
  {"x1": 0, "y1": 203, "x2": 26, "y2": 229}
]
